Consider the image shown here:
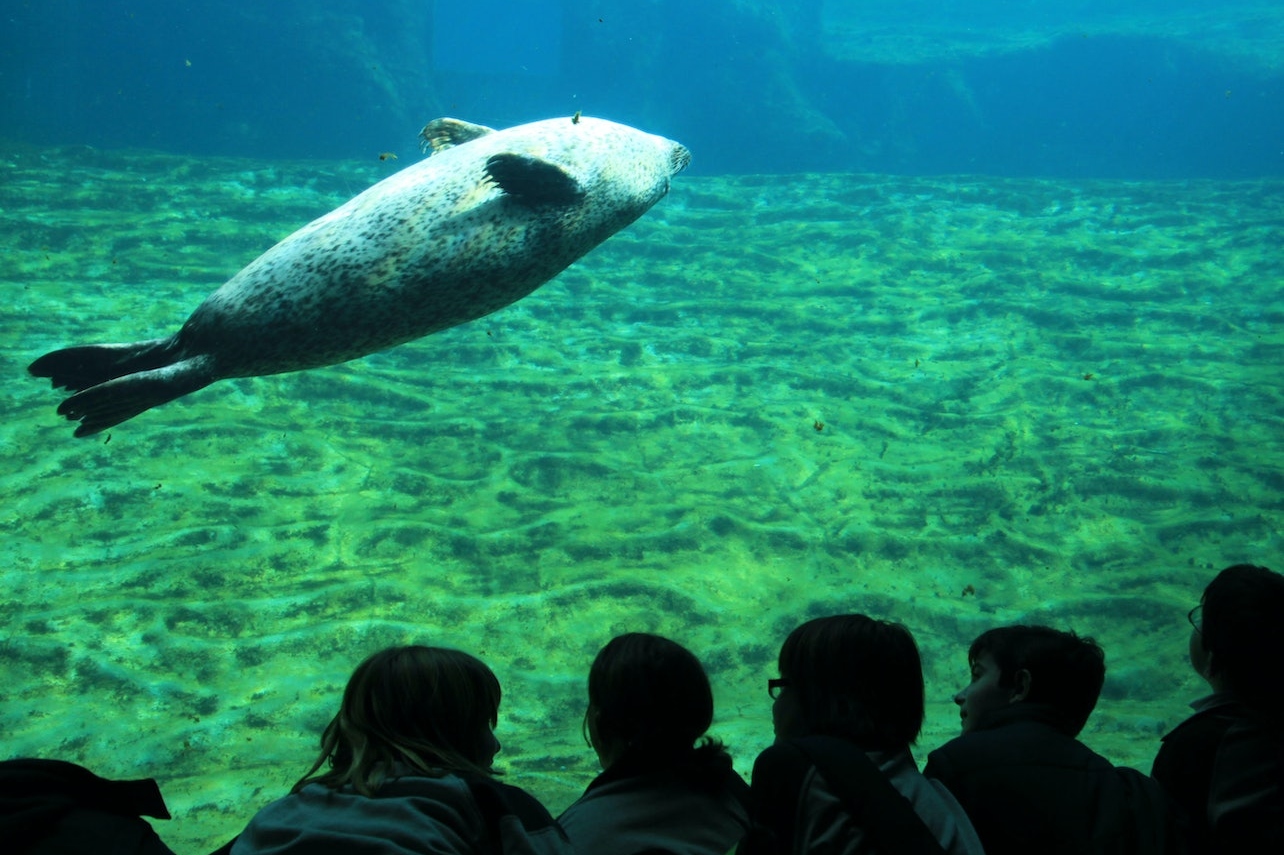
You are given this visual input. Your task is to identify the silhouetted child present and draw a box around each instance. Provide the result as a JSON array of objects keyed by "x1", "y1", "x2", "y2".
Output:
[
  {"x1": 223, "y1": 645, "x2": 571, "y2": 855},
  {"x1": 738, "y1": 614, "x2": 984, "y2": 854},
  {"x1": 1152, "y1": 563, "x2": 1284, "y2": 852},
  {"x1": 924, "y1": 625, "x2": 1183, "y2": 855},
  {"x1": 557, "y1": 632, "x2": 750, "y2": 855}
]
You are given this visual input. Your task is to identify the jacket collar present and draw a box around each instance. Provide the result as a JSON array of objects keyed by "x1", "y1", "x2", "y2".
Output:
[{"x1": 970, "y1": 702, "x2": 1082, "y2": 737}]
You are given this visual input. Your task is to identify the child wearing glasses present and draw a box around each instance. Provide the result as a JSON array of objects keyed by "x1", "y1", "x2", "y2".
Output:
[
  {"x1": 738, "y1": 614, "x2": 983, "y2": 854},
  {"x1": 1151, "y1": 563, "x2": 1284, "y2": 853}
]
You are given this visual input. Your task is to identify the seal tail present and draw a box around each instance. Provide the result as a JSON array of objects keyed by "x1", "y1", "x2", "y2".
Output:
[
  {"x1": 29, "y1": 340, "x2": 215, "y2": 437},
  {"x1": 29, "y1": 338, "x2": 183, "y2": 392}
]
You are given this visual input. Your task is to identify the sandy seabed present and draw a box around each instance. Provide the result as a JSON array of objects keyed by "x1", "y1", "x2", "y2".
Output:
[{"x1": 2, "y1": 145, "x2": 1281, "y2": 851}]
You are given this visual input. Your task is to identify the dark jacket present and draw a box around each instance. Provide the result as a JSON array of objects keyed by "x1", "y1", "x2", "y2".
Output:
[
  {"x1": 1151, "y1": 693, "x2": 1246, "y2": 853},
  {"x1": 1156, "y1": 695, "x2": 1284, "y2": 854},
  {"x1": 739, "y1": 738, "x2": 984, "y2": 855},
  {"x1": 923, "y1": 704, "x2": 1185, "y2": 855},
  {"x1": 557, "y1": 748, "x2": 751, "y2": 855},
  {"x1": 1206, "y1": 715, "x2": 1283, "y2": 852},
  {"x1": 0, "y1": 758, "x2": 175, "y2": 855}
]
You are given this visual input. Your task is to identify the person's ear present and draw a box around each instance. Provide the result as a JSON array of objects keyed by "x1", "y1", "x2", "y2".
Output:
[{"x1": 1010, "y1": 668, "x2": 1032, "y2": 702}]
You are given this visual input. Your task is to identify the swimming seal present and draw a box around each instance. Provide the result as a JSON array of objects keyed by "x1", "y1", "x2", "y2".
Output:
[{"x1": 29, "y1": 116, "x2": 691, "y2": 437}]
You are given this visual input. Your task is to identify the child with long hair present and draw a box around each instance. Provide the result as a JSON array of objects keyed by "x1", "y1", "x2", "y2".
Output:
[{"x1": 224, "y1": 645, "x2": 570, "y2": 855}]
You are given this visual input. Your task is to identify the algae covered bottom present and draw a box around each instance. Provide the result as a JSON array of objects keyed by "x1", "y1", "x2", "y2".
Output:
[{"x1": 3, "y1": 145, "x2": 1282, "y2": 851}]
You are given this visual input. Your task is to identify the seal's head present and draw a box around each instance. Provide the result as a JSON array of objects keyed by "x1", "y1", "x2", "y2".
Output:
[
  {"x1": 497, "y1": 117, "x2": 690, "y2": 236},
  {"x1": 578, "y1": 116, "x2": 689, "y2": 204}
]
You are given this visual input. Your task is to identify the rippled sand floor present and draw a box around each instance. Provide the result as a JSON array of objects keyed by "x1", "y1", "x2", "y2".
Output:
[{"x1": 3, "y1": 145, "x2": 1282, "y2": 850}]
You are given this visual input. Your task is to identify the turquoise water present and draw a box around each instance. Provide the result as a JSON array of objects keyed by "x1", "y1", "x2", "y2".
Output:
[
  {"x1": 5, "y1": 2, "x2": 1283, "y2": 177},
  {"x1": 4, "y1": 143, "x2": 1281, "y2": 849}
]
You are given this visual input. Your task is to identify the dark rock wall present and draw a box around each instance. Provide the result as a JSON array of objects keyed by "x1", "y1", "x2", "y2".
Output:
[{"x1": 2, "y1": 0, "x2": 1280, "y2": 177}]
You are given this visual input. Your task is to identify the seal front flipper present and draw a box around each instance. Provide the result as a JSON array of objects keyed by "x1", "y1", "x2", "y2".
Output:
[
  {"x1": 418, "y1": 118, "x2": 496, "y2": 154},
  {"x1": 52, "y1": 357, "x2": 216, "y2": 437},
  {"x1": 485, "y1": 153, "x2": 585, "y2": 206}
]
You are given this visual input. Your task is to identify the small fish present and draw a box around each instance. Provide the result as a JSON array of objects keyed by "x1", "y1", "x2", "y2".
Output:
[
  {"x1": 378, "y1": 152, "x2": 398, "y2": 161},
  {"x1": 572, "y1": 110, "x2": 582, "y2": 125}
]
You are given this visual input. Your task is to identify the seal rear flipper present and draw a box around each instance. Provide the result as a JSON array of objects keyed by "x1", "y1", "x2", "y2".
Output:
[
  {"x1": 29, "y1": 338, "x2": 181, "y2": 392},
  {"x1": 55, "y1": 358, "x2": 215, "y2": 438},
  {"x1": 418, "y1": 118, "x2": 496, "y2": 154},
  {"x1": 485, "y1": 153, "x2": 585, "y2": 206}
]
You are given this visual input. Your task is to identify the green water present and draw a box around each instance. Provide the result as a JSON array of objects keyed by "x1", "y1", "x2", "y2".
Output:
[{"x1": 3, "y1": 145, "x2": 1282, "y2": 851}]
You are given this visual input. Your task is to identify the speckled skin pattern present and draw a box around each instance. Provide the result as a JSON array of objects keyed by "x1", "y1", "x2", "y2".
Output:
[
  {"x1": 29, "y1": 117, "x2": 689, "y2": 436},
  {"x1": 185, "y1": 116, "x2": 689, "y2": 378}
]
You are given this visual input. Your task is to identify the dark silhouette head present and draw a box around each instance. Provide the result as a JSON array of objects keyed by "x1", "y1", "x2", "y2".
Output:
[
  {"x1": 586, "y1": 632, "x2": 718, "y2": 764},
  {"x1": 1200, "y1": 563, "x2": 1284, "y2": 713},
  {"x1": 294, "y1": 645, "x2": 501, "y2": 796},
  {"x1": 775, "y1": 614, "x2": 925, "y2": 751},
  {"x1": 967, "y1": 625, "x2": 1105, "y2": 736}
]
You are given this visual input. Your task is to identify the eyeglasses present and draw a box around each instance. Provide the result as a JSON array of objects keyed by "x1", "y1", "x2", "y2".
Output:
[
  {"x1": 768, "y1": 678, "x2": 792, "y2": 699},
  {"x1": 1187, "y1": 604, "x2": 1203, "y2": 633}
]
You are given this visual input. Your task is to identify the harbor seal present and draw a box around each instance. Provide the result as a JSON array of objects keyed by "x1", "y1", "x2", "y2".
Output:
[{"x1": 29, "y1": 116, "x2": 691, "y2": 437}]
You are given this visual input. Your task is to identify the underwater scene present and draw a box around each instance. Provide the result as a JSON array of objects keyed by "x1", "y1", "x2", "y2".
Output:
[{"x1": 3, "y1": 1, "x2": 1283, "y2": 852}]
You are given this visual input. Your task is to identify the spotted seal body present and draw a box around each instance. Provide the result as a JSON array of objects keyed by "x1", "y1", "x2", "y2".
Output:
[{"x1": 29, "y1": 116, "x2": 691, "y2": 437}]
